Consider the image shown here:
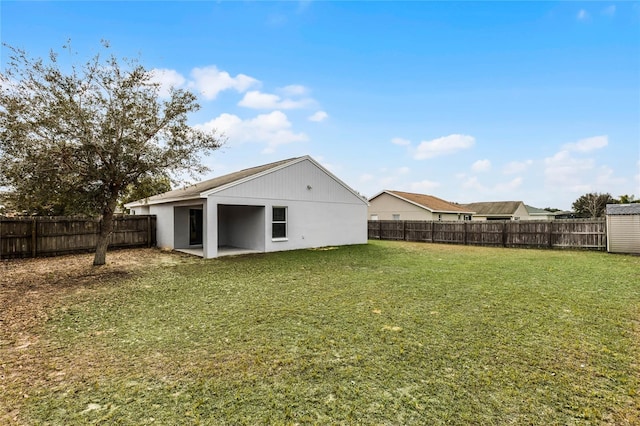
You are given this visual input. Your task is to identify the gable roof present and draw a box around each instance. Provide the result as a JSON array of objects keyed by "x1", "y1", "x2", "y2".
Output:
[
  {"x1": 370, "y1": 190, "x2": 474, "y2": 214},
  {"x1": 125, "y1": 155, "x2": 367, "y2": 207},
  {"x1": 462, "y1": 201, "x2": 524, "y2": 216}
]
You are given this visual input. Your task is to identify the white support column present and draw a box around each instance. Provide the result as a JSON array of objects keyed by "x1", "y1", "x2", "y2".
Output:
[{"x1": 204, "y1": 198, "x2": 218, "y2": 258}]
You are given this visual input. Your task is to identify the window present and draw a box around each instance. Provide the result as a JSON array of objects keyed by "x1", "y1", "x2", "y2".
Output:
[
  {"x1": 392, "y1": 214, "x2": 400, "y2": 221},
  {"x1": 438, "y1": 214, "x2": 442, "y2": 221},
  {"x1": 272, "y1": 207, "x2": 287, "y2": 240}
]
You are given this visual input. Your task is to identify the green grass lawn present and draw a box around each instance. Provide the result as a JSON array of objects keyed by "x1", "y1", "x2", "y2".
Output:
[{"x1": 14, "y1": 241, "x2": 640, "y2": 424}]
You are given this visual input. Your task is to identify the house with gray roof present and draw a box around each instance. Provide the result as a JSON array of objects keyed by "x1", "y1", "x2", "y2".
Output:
[
  {"x1": 125, "y1": 155, "x2": 368, "y2": 258},
  {"x1": 462, "y1": 201, "x2": 533, "y2": 221}
]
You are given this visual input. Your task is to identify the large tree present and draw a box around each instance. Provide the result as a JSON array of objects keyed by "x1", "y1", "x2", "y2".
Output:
[
  {"x1": 572, "y1": 192, "x2": 616, "y2": 218},
  {"x1": 0, "y1": 42, "x2": 223, "y2": 265}
]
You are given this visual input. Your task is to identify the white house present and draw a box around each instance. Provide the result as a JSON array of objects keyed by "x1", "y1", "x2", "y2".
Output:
[
  {"x1": 368, "y1": 190, "x2": 474, "y2": 221},
  {"x1": 125, "y1": 156, "x2": 368, "y2": 258}
]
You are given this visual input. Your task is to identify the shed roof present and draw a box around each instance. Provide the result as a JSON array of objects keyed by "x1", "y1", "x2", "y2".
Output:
[
  {"x1": 606, "y1": 203, "x2": 640, "y2": 215},
  {"x1": 371, "y1": 190, "x2": 474, "y2": 214},
  {"x1": 462, "y1": 201, "x2": 523, "y2": 215}
]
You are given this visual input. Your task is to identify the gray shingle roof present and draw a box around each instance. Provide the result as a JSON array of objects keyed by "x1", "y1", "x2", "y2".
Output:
[
  {"x1": 462, "y1": 201, "x2": 523, "y2": 215},
  {"x1": 606, "y1": 204, "x2": 640, "y2": 215}
]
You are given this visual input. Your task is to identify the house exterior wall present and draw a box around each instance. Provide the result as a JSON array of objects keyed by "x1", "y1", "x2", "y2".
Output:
[
  {"x1": 368, "y1": 193, "x2": 436, "y2": 221},
  {"x1": 214, "y1": 159, "x2": 361, "y2": 205},
  {"x1": 607, "y1": 214, "x2": 640, "y2": 254},
  {"x1": 141, "y1": 200, "x2": 205, "y2": 251},
  {"x1": 513, "y1": 204, "x2": 532, "y2": 220},
  {"x1": 145, "y1": 203, "x2": 175, "y2": 249},
  {"x1": 207, "y1": 195, "x2": 366, "y2": 258},
  {"x1": 368, "y1": 193, "x2": 468, "y2": 221},
  {"x1": 200, "y1": 159, "x2": 365, "y2": 258},
  {"x1": 174, "y1": 207, "x2": 190, "y2": 248}
]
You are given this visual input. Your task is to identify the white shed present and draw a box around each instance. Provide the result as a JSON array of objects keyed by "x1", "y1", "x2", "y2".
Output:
[
  {"x1": 606, "y1": 204, "x2": 640, "y2": 255},
  {"x1": 125, "y1": 156, "x2": 368, "y2": 258}
]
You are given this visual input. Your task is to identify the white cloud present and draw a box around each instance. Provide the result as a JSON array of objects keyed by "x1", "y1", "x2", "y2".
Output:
[
  {"x1": 398, "y1": 166, "x2": 411, "y2": 175},
  {"x1": 471, "y1": 159, "x2": 491, "y2": 173},
  {"x1": 413, "y1": 134, "x2": 475, "y2": 160},
  {"x1": 577, "y1": 9, "x2": 589, "y2": 21},
  {"x1": 279, "y1": 85, "x2": 308, "y2": 96},
  {"x1": 495, "y1": 177, "x2": 523, "y2": 192},
  {"x1": 308, "y1": 111, "x2": 328, "y2": 122},
  {"x1": 195, "y1": 111, "x2": 307, "y2": 154},
  {"x1": 562, "y1": 135, "x2": 608, "y2": 153},
  {"x1": 541, "y1": 135, "x2": 611, "y2": 192},
  {"x1": 238, "y1": 90, "x2": 314, "y2": 110},
  {"x1": 391, "y1": 137, "x2": 411, "y2": 146},
  {"x1": 409, "y1": 180, "x2": 441, "y2": 192},
  {"x1": 503, "y1": 160, "x2": 533, "y2": 175},
  {"x1": 544, "y1": 149, "x2": 595, "y2": 191},
  {"x1": 595, "y1": 166, "x2": 626, "y2": 187},
  {"x1": 149, "y1": 68, "x2": 186, "y2": 98},
  {"x1": 189, "y1": 66, "x2": 259, "y2": 100},
  {"x1": 602, "y1": 5, "x2": 616, "y2": 16}
]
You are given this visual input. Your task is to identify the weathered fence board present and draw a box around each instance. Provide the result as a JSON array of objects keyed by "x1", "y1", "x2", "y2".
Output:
[
  {"x1": 0, "y1": 215, "x2": 156, "y2": 259},
  {"x1": 368, "y1": 219, "x2": 606, "y2": 251}
]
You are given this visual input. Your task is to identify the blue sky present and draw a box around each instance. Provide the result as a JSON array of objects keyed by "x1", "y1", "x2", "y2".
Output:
[{"x1": 2, "y1": 1, "x2": 639, "y2": 209}]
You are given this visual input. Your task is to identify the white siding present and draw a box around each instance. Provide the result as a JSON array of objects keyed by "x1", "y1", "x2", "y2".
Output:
[
  {"x1": 207, "y1": 194, "x2": 367, "y2": 257},
  {"x1": 149, "y1": 200, "x2": 205, "y2": 251},
  {"x1": 214, "y1": 159, "x2": 362, "y2": 205},
  {"x1": 607, "y1": 215, "x2": 640, "y2": 254},
  {"x1": 148, "y1": 204, "x2": 175, "y2": 250}
]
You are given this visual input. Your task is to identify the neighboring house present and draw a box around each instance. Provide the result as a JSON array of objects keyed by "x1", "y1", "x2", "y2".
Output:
[
  {"x1": 524, "y1": 204, "x2": 568, "y2": 220},
  {"x1": 368, "y1": 190, "x2": 475, "y2": 221},
  {"x1": 125, "y1": 156, "x2": 368, "y2": 258},
  {"x1": 462, "y1": 201, "x2": 532, "y2": 221},
  {"x1": 606, "y1": 203, "x2": 640, "y2": 254}
]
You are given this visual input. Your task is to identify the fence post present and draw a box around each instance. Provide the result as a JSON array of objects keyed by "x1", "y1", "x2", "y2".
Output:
[
  {"x1": 31, "y1": 218, "x2": 37, "y2": 258},
  {"x1": 464, "y1": 221, "x2": 468, "y2": 245},
  {"x1": 548, "y1": 222, "x2": 553, "y2": 249},
  {"x1": 147, "y1": 216, "x2": 152, "y2": 248},
  {"x1": 403, "y1": 220, "x2": 407, "y2": 241},
  {"x1": 502, "y1": 221, "x2": 508, "y2": 247}
]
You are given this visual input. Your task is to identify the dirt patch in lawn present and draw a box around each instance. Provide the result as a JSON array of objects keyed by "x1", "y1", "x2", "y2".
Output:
[{"x1": 0, "y1": 248, "x2": 184, "y2": 424}]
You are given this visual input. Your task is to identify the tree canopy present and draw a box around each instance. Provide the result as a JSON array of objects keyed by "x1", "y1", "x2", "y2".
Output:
[
  {"x1": 571, "y1": 192, "x2": 616, "y2": 218},
  {"x1": 0, "y1": 42, "x2": 223, "y2": 264}
]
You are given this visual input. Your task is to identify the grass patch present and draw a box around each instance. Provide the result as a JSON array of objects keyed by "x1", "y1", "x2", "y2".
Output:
[{"x1": 5, "y1": 241, "x2": 640, "y2": 424}]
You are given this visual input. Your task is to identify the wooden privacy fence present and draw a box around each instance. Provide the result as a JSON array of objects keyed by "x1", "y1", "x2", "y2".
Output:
[
  {"x1": 0, "y1": 215, "x2": 156, "y2": 259},
  {"x1": 368, "y1": 219, "x2": 606, "y2": 250}
]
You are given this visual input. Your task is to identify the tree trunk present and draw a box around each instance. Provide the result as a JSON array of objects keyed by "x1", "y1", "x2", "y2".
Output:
[{"x1": 93, "y1": 195, "x2": 118, "y2": 266}]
